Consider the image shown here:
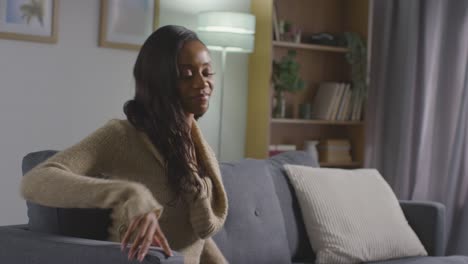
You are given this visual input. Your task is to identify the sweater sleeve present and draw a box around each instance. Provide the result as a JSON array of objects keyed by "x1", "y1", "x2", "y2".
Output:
[
  {"x1": 186, "y1": 177, "x2": 226, "y2": 239},
  {"x1": 20, "y1": 120, "x2": 163, "y2": 222},
  {"x1": 185, "y1": 147, "x2": 228, "y2": 239}
]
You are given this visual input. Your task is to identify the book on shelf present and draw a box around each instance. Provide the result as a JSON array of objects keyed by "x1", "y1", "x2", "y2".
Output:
[
  {"x1": 272, "y1": 1, "x2": 280, "y2": 41},
  {"x1": 351, "y1": 91, "x2": 357, "y2": 120},
  {"x1": 341, "y1": 85, "x2": 352, "y2": 120},
  {"x1": 355, "y1": 95, "x2": 365, "y2": 121},
  {"x1": 320, "y1": 139, "x2": 351, "y2": 147},
  {"x1": 312, "y1": 82, "x2": 353, "y2": 121},
  {"x1": 269, "y1": 144, "x2": 297, "y2": 156},
  {"x1": 318, "y1": 139, "x2": 352, "y2": 163},
  {"x1": 334, "y1": 83, "x2": 347, "y2": 120},
  {"x1": 335, "y1": 83, "x2": 351, "y2": 120},
  {"x1": 329, "y1": 83, "x2": 346, "y2": 120},
  {"x1": 350, "y1": 89, "x2": 365, "y2": 121},
  {"x1": 311, "y1": 82, "x2": 365, "y2": 121},
  {"x1": 320, "y1": 153, "x2": 352, "y2": 163},
  {"x1": 311, "y1": 82, "x2": 342, "y2": 120}
]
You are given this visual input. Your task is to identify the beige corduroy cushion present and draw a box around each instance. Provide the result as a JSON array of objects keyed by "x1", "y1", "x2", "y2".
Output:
[{"x1": 284, "y1": 165, "x2": 428, "y2": 264}]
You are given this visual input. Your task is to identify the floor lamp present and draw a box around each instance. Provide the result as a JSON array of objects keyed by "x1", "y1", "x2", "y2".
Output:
[{"x1": 197, "y1": 11, "x2": 256, "y2": 160}]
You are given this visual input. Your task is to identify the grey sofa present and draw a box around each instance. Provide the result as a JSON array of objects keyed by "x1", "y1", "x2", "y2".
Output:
[{"x1": 1, "y1": 150, "x2": 467, "y2": 264}]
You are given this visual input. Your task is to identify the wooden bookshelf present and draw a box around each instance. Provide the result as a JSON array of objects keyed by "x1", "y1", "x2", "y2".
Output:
[
  {"x1": 246, "y1": 0, "x2": 369, "y2": 169},
  {"x1": 271, "y1": 118, "x2": 364, "y2": 125},
  {"x1": 273, "y1": 41, "x2": 349, "y2": 53}
]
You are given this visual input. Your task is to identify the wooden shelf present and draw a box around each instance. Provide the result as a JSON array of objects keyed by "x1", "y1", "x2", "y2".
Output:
[
  {"x1": 320, "y1": 162, "x2": 362, "y2": 168},
  {"x1": 273, "y1": 41, "x2": 349, "y2": 53},
  {"x1": 271, "y1": 118, "x2": 364, "y2": 125},
  {"x1": 245, "y1": 0, "x2": 369, "y2": 160}
]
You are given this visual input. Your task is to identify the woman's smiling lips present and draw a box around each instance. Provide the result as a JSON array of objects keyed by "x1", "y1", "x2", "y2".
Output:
[{"x1": 191, "y1": 94, "x2": 210, "y2": 103}]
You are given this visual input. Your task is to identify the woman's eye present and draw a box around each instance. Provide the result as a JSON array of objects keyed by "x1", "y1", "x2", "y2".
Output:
[
  {"x1": 180, "y1": 69, "x2": 193, "y2": 79},
  {"x1": 204, "y1": 71, "x2": 215, "y2": 77}
]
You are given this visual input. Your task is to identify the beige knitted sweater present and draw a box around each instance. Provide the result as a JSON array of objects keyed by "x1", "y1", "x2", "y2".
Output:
[{"x1": 21, "y1": 119, "x2": 229, "y2": 264}]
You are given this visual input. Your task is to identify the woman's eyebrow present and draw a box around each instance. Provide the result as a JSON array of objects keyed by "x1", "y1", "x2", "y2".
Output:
[{"x1": 178, "y1": 62, "x2": 212, "y2": 67}]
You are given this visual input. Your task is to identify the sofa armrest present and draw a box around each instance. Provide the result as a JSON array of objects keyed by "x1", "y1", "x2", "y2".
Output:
[
  {"x1": 0, "y1": 225, "x2": 184, "y2": 264},
  {"x1": 399, "y1": 200, "x2": 445, "y2": 256}
]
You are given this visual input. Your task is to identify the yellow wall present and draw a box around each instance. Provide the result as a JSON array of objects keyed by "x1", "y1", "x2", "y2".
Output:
[{"x1": 245, "y1": 0, "x2": 272, "y2": 158}]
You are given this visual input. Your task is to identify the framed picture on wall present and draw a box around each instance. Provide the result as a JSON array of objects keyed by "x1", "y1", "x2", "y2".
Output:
[
  {"x1": 0, "y1": 0, "x2": 59, "y2": 43},
  {"x1": 99, "y1": 0, "x2": 159, "y2": 50}
]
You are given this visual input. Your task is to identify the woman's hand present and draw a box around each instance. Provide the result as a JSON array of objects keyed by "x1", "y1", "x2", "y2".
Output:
[{"x1": 120, "y1": 211, "x2": 173, "y2": 262}]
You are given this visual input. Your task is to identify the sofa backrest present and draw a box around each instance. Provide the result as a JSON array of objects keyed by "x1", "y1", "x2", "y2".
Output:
[
  {"x1": 213, "y1": 159, "x2": 292, "y2": 264},
  {"x1": 267, "y1": 151, "x2": 319, "y2": 262},
  {"x1": 22, "y1": 150, "x2": 112, "y2": 241},
  {"x1": 22, "y1": 150, "x2": 318, "y2": 263}
]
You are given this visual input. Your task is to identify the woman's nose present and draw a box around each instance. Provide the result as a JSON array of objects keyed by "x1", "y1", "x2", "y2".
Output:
[{"x1": 193, "y1": 73, "x2": 207, "y2": 88}]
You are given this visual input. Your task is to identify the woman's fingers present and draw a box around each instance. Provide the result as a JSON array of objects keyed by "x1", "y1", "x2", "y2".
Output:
[
  {"x1": 121, "y1": 215, "x2": 144, "y2": 251},
  {"x1": 128, "y1": 221, "x2": 152, "y2": 260},
  {"x1": 120, "y1": 211, "x2": 172, "y2": 261},
  {"x1": 137, "y1": 214, "x2": 153, "y2": 240},
  {"x1": 152, "y1": 235, "x2": 161, "y2": 247},
  {"x1": 137, "y1": 224, "x2": 158, "y2": 262},
  {"x1": 129, "y1": 214, "x2": 155, "y2": 260},
  {"x1": 155, "y1": 228, "x2": 173, "y2": 257}
]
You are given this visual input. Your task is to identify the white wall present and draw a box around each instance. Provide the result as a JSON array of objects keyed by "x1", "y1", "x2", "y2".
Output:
[{"x1": 0, "y1": 0, "x2": 250, "y2": 225}]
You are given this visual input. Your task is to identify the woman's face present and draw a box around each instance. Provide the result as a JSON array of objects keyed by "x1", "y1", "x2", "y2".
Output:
[{"x1": 177, "y1": 40, "x2": 214, "y2": 117}]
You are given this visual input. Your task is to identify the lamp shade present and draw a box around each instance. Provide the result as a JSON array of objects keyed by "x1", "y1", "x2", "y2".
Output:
[{"x1": 197, "y1": 11, "x2": 256, "y2": 53}]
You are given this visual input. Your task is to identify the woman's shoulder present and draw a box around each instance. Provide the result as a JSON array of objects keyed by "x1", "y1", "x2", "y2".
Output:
[
  {"x1": 105, "y1": 118, "x2": 133, "y2": 131},
  {"x1": 101, "y1": 118, "x2": 136, "y2": 132},
  {"x1": 95, "y1": 119, "x2": 140, "y2": 141}
]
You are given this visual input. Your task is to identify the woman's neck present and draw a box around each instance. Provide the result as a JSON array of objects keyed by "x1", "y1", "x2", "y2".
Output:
[{"x1": 185, "y1": 113, "x2": 194, "y2": 129}]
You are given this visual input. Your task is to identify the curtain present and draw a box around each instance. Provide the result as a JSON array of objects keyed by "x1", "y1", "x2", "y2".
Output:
[{"x1": 365, "y1": 0, "x2": 468, "y2": 254}]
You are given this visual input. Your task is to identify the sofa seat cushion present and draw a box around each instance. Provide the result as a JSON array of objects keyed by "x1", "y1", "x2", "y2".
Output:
[
  {"x1": 295, "y1": 256, "x2": 468, "y2": 264},
  {"x1": 214, "y1": 159, "x2": 291, "y2": 264},
  {"x1": 368, "y1": 256, "x2": 468, "y2": 263}
]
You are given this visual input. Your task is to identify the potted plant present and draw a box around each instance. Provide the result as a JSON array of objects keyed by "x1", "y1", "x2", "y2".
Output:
[
  {"x1": 272, "y1": 49, "x2": 305, "y2": 118},
  {"x1": 344, "y1": 32, "x2": 367, "y2": 119}
]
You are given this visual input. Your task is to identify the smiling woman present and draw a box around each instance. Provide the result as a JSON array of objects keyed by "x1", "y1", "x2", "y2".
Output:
[
  {"x1": 177, "y1": 40, "x2": 215, "y2": 118},
  {"x1": 20, "y1": 25, "x2": 228, "y2": 264}
]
